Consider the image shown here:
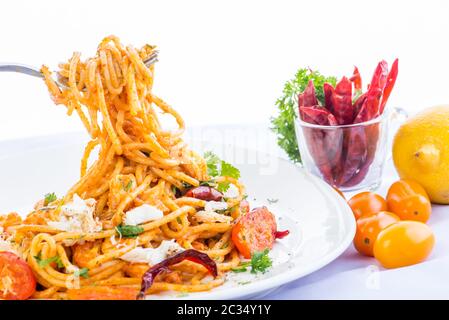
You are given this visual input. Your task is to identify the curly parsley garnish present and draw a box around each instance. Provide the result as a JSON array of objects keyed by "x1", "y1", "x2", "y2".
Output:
[
  {"x1": 204, "y1": 151, "x2": 240, "y2": 192},
  {"x1": 231, "y1": 249, "x2": 273, "y2": 274},
  {"x1": 270, "y1": 69, "x2": 337, "y2": 163}
]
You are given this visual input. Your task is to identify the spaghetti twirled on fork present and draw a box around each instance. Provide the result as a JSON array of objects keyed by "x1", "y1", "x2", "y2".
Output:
[{"x1": 0, "y1": 36, "x2": 248, "y2": 299}]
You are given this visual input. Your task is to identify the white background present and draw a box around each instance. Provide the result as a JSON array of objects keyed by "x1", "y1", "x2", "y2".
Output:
[{"x1": 0, "y1": 0, "x2": 448, "y2": 141}]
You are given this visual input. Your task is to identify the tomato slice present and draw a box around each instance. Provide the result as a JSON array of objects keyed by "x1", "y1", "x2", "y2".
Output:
[
  {"x1": 66, "y1": 286, "x2": 138, "y2": 300},
  {"x1": 0, "y1": 252, "x2": 36, "y2": 300},
  {"x1": 231, "y1": 207, "x2": 278, "y2": 259}
]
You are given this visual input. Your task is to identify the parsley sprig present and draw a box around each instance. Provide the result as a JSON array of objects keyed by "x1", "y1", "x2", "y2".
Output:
[
  {"x1": 204, "y1": 151, "x2": 240, "y2": 192},
  {"x1": 270, "y1": 69, "x2": 337, "y2": 163},
  {"x1": 232, "y1": 249, "x2": 272, "y2": 274}
]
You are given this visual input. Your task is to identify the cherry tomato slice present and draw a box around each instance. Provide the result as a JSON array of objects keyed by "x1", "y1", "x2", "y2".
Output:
[
  {"x1": 348, "y1": 191, "x2": 388, "y2": 220},
  {"x1": 386, "y1": 179, "x2": 432, "y2": 223},
  {"x1": 374, "y1": 221, "x2": 434, "y2": 269},
  {"x1": 66, "y1": 286, "x2": 138, "y2": 300},
  {"x1": 353, "y1": 211, "x2": 400, "y2": 256},
  {"x1": 0, "y1": 252, "x2": 36, "y2": 300},
  {"x1": 231, "y1": 207, "x2": 277, "y2": 259}
]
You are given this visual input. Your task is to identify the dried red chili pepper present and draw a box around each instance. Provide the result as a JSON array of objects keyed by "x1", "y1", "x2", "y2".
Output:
[
  {"x1": 337, "y1": 126, "x2": 368, "y2": 186},
  {"x1": 275, "y1": 230, "x2": 290, "y2": 239},
  {"x1": 354, "y1": 61, "x2": 388, "y2": 122},
  {"x1": 137, "y1": 249, "x2": 218, "y2": 299},
  {"x1": 185, "y1": 186, "x2": 223, "y2": 201},
  {"x1": 298, "y1": 80, "x2": 319, "y2": 107},
  {"x1": 323, "y1": 83, "x2": 335, "y2": 114},
  {"x1": 379, "y1": 58, "x2": 399, "y2": 114},
  {"x1": 350, "y1": 66, "x2": 362, "y2": 91},
  {"x1": 332, "y1": 77, "x2": 353, "y2": 125},
  {"x1": 300, "y1": 106, "x2": 342, "y2": 185}
]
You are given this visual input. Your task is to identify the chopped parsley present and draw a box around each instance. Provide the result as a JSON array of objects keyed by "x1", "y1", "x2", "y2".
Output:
[
  {"x1": 231, "y1": 249, "x2": 272, "y2": 274},
  {"x1": 44, "y1": 192, "x2": 57, "y2": 206},
  {"x1": 115, "y1": 225, "x2": 144, "y2": 238},
  {"x1": 123, "y1": 180, "x2": 133, "y2": 192},
  {"x1": 34, "y1": 253, "x2": 64, "y2": 268},
  {"x1": 74, "y1": 267, "x2": 90, "y2": 279}
]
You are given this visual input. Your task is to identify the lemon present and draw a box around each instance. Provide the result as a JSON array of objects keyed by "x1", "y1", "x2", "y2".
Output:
[{"x1": 393, "y1": 105, "x2": 449, "y2": 204}]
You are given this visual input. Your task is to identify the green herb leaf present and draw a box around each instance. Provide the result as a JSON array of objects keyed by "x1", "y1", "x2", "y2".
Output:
[
  {"x1": 217, "y1": 181, "x2": 231, "y2": 193},
  {"x1": 115, "y1": 225, "x2": 144, "y2": 238},
  {"x1": 123, "y1": 180, "x2": 133, "y2": 192},
  {"x1": 203, "y1": 151, "x2": 240, "y2": 180},
  {"x1": 204, "y1": 151, "x2": 220, "y2": 177},
  {"x1": 220, "y1": 161, "x2": 240, "y2": 179},
  {"x1": 270, "y1": 69, "x2": 337, "y2": 163},
  {"x1": 75, "y1": 267, "x2": 90, "y2": 279},
  {"x1": 35, "y1": 254, "x2": 64, "y2": 268},
  {"x1": 231, "y1": 261, "x2": 251, "y2": 273},
  {"x1": 250, "y1": 249, "x2": 272, "y2": 274},
  {"x1": 44, "y1": 192, "x2": 57, "y2": 206}
]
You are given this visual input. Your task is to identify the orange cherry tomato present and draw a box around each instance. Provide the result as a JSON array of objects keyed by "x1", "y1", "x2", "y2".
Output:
[
  {"x1": 353, "y1": 211, "x2": 400, "y2": 256},
  {"x1": 348, "y1": 192, "x2": 388, "y2": 220},
  {"x1": 373, "y1": 221, "x2": 435, "y2": 269},
  {"x1": 0, "y1": 252, "x2": 36, "y2": 300},
  {"x1": 66, "y1": 286, "x2": 138, "y2": 300},
  {"x1": 232, "y1": 207, "x2": 277, "y2": 259},
  {"x1": 386, "y1": 179, "x2": 432, "y2": 223}
]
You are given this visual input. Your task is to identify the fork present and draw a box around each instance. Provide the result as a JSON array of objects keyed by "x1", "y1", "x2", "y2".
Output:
[{"x1": 0, "y1": 51, "x2": 158, "y2": 90}]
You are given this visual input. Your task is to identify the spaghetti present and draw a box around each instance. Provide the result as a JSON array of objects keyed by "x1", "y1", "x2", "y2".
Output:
[{"x1": 0, "y1": 36, "x2": 250, "y2": 299}]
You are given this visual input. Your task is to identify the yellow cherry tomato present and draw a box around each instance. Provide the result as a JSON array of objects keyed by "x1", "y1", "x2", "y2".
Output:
[
  {"x1": 353, "y1": 211, "x2": 400, "y2": 257},
  {"x1": 348, "y1": 192, "x2": 388, "y2": 220},
  {"x1": 373, "y1": 221, "x2": 435, "y2": 269},
  {"x1": 386, "y1": 179, "x2": 432, "y2": 223}
]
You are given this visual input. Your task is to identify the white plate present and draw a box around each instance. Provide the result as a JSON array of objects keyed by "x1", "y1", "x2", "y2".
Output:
[{"x1": 0, "y1": 131, "x2": 355, "y2": 300}]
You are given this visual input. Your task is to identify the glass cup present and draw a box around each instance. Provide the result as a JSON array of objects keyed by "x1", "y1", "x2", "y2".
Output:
[{"x1": 294, "y1": 107, "x2": 407, "y2": 192}]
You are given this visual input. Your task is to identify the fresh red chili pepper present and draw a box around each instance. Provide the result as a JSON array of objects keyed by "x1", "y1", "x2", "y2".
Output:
[
  {"x1": 275, "y1": 230, "x2": 290, "y2": 239},
  {"x1": 137, "y1": 249, "x2": 218, "y2": 299},
  {"x1": 185, "y1": 186, "x2": 223, "y2": 201},
  {"x1": 379, "y1": 58, "x2": 399, "y2": 114},
  {"x1": 350, "y1": 66, "x2": 362, "y2": 91},
  {"x1": 332, "y1": 77, "x2": 353, "y2": 125}
]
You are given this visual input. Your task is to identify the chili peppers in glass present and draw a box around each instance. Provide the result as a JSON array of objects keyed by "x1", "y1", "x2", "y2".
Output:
[{"x1": 294, "y1": 59, "x2": 400, "y2": 191}]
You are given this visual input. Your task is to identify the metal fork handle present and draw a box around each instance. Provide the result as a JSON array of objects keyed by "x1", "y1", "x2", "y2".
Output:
[
  {"x1": 0, "y1": 63, "x2": 43, "y2": 79},
  {"x1": 0, "y1": 51, "x2": 158, "y2": 80}
]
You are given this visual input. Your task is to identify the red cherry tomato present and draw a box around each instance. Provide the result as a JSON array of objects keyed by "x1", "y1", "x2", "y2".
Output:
[
  {"x1": 232, "y1": 207, "x2": 278, "y2": 259},
  {"x1": 0, "y1": 252, "x2": 36, "y2": 300}
]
